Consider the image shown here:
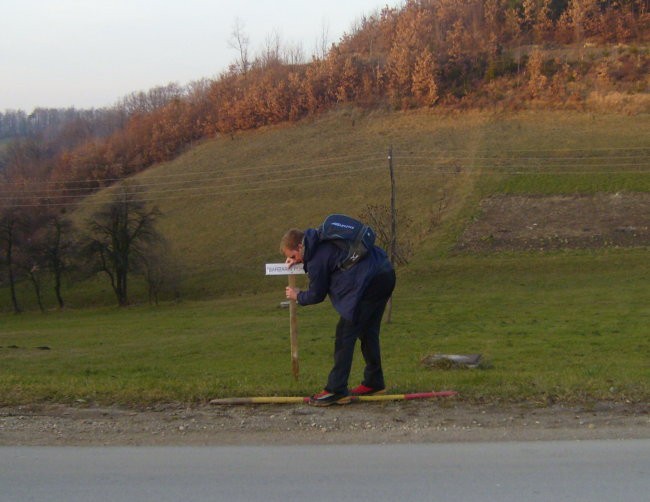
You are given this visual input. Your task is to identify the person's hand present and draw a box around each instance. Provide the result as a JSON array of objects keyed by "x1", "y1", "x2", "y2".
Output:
[
  {"x1": 285, "y1": 256, "x2": 299, "y2": 268},
  {"x1": 285, "y1": 286, "x2": 299, "y2": 301}
]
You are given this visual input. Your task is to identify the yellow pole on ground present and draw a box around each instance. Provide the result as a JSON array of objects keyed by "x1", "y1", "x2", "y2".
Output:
[{"x1": 209, "y1": 391, "x2": 458, "y2": 405}]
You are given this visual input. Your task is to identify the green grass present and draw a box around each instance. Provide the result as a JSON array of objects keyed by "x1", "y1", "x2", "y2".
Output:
[
  {"x1": 2, "y1": 249, "x2": 649, "y2": 406},
  {"x1": 399, "y1": 249, "x2": 650, "y2": 403}
]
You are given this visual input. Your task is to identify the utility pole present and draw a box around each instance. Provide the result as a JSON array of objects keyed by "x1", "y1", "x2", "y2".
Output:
[
  {"x1": 389, "y1": 145, "x2": 397, "y2": 265},
  {"x1": 386, "y1": 145, "x2": 396, "y2": 323}
]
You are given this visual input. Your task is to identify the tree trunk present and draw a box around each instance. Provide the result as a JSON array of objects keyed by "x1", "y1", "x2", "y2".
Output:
[
  {"x1": 54, "y1": 267, "x2": 65, "y2": 309},
  {"x1": 5, "y1": 237, "x2": 21, "y2": 314},
  {"x1": 29, "y1": 268, "x2": 45, "y2": 313}
]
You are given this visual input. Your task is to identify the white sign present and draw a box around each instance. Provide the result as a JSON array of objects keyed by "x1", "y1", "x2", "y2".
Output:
[{"x1": 265, "y1": 263, "x2": 305, "y2": 275}]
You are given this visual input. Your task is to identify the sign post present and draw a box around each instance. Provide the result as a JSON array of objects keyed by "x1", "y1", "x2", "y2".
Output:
[{"x1": 265, "y1": 263, "x2": 305, "y2": 380}]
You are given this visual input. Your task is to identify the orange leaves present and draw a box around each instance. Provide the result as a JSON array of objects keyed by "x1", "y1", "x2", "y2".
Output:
[{"x1": 412, "y1": 49, "x2": 439, "y2": 107}]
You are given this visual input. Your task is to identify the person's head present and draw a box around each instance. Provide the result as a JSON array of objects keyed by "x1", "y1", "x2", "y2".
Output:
[{"x1": 280, "y1": 228, "x2": 304, "y2": 263}]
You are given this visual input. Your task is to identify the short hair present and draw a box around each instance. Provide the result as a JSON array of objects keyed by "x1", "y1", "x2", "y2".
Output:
[{"x1": 280, "y1": 228, "x2": 304, "y2": 252}]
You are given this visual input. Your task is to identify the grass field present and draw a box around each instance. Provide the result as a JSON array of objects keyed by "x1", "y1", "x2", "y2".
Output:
[
  {"x1": 2, "y1": 248, "x2": 649, "y2": 406},
  {"x1": 0, "y1": 250, "x2": 650, "y2": 405},
  {"x1": 2, "y1": 109, "x2": 649, "y2": 406}
]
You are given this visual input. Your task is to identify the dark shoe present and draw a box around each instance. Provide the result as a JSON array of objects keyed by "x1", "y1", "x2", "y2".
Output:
[
  {"x1": 308, "y1": 390, "x2": 351, "y2": 406},
  {"x1": 350, "y1": 384, "x2": 385, "y2": 396}
]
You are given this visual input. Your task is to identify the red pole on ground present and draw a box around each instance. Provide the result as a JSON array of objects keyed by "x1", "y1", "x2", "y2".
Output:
[{"x1": 209, "y1": 390, "x2": 457, "y2": 405}]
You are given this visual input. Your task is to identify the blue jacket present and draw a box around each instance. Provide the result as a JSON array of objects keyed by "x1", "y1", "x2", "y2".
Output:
[{"x1": 297, "y1": 228, "x2": 392, "y2": 321}]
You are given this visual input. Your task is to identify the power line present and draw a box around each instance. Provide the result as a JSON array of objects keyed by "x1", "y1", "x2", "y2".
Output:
[
  {"x1": 3, "y1": 147, "x2": 650, "y2": 207},
  {"x1": 6, "y1": 165, "x2": 388, "y2": 207},
  {"x1": 0, "y1": 152, "x2": 387, "y2": 187},
  {"x1": 4, "y1": 152, "x2": 649, "y2": 197},
  {"x1": 3, "y1": 147, "x2": 648, "y2": 190},
  {"x1": 2, "y1": 162, "x2": 388, "y2": 203}
]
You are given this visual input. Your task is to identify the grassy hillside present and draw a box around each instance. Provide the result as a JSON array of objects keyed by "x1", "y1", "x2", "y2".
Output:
[
  {"x1": 3, "y1": 108, "x2": 649, "y2": 310},
  {"x1": 9, "y1": 108, "x2": 649, "y2": 309},
  {"x1": 128, "y1": 109, "x2": 650, "y2": 301}
]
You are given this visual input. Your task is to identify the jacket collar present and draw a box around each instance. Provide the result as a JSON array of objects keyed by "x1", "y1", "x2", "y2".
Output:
[{"x1": 301, "y1": 228, "x2": 320, "y2": 263}]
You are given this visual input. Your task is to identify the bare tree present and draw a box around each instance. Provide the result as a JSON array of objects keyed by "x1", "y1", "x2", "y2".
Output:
[
  {"x1": 118, "y1": 83, "x2": 183, "y2": 116},
  {"x1": 138, "y1": 238, "x2": 181, "y2": 305},
  {"x1": 228, "y1": 17, "x2": 251, "y2": 75},
  {"x1": 0, "y1": 206, "x2": 22, "y2": 313},
  {"x1": 284, "y1": 40, "x2": 306, "y2": 66},
  {"x1": 15, "y1": 208, "x2": 49, "y2": 313},
  {"x1": 259, "y1": 29, "x2": 283, "y2": 68},
  {"x1": 24, "y1": 263, "x2": 46, "y2": 313},
  {"x1": 359, "y1": 204, "x2": 412, "y2": 266},
  {"x1": 43, "y1": 212, "x2": 74, "y2": 309},
  {"x1": 314, "y1": 18, "x2": 331, "y2": 60},
  {"x1": 85, "y1": 184, "x2": 162, "y2": 307}
]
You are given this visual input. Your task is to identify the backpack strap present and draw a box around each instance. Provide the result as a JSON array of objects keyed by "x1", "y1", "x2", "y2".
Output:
[{"x1": 318, "y1": 214, "x2": 375, "y2": 270}]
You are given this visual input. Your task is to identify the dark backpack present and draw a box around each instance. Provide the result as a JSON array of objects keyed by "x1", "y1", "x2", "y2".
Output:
[{"x1": 318, "y1": 214, "x2": 376, "y2": 270}]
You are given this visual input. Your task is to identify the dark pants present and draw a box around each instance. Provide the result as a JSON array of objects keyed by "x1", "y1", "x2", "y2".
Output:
[{"x1": 326, "y1": 268, "x2": 396, "y2": 395}]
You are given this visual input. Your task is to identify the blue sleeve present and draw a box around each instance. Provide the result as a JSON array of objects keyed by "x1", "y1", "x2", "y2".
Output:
[{"x1": 297, "y1": 247, "x2": 334, "y2": 306}]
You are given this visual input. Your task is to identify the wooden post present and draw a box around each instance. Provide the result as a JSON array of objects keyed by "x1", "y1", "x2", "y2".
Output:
[
  {"x1": 386, "y1": 145, "x2": 396, "y2": 323},
  {"x1": 265, "y1": 263, "x2": 305, "y2": 380},
  {"x1": 288, "y1": 274, "x2": 299, "y2": 380},
  {"x1": 389, "y1": 145, "x2": 397, "y2": 265}
]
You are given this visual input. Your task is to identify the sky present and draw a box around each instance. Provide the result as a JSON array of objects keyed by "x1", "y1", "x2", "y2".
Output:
[{"x1": 1, "y1": 0, "x2": 403, "y2": 112}]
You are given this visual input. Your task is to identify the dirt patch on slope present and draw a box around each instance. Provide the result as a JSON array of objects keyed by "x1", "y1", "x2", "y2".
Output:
[{"x1": 456, "y1": 193, "x2": 650, "y2": 252}]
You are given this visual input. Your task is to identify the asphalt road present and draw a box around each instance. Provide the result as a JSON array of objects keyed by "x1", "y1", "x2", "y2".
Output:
[{"x1": 1, "y1": 440, "x2": 648, "y2": 502}]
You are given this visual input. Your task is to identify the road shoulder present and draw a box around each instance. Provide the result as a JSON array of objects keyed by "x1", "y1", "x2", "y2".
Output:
[{"x1": 1, "y1": 400, "x2": 648, "y2": 446}]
